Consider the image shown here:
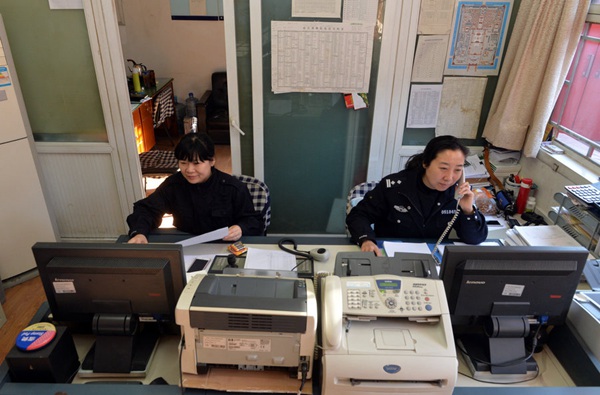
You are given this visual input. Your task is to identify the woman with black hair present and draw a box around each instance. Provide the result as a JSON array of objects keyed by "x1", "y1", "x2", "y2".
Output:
[
  {"x1": 346, "y1": 135, "x2": 488, "y2": 256},
  {"x1": 127, "y1": 133, "x2": 262, "y2": 244}
]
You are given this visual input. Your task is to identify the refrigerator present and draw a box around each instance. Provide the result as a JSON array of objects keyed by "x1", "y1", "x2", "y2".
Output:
[{"x1": 0, "y1": 14, "x2": 57, "y2": 281}]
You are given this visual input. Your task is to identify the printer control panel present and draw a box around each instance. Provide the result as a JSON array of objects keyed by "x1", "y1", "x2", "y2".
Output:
[{"x1": 341, "y1": 275, "x2": 443, "y2": 317}]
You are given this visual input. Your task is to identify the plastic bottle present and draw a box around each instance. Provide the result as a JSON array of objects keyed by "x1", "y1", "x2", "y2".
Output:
[
  {"x1": 515, "y1": 178, "x2": 533, "y2": 214},
  {"x1": 185, "y1": 92, "x2": 198, "y2": 118},
  {"x1": 132, "y1": 67, "x2": 142, "y2": 93},
  {"x1": 525, "y1": 197, "x2": 536, "y2": 213}
]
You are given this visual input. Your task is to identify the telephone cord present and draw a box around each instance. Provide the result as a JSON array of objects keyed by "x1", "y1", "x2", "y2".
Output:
[{"x1": 431, "y1": 199, "x2": 460, "y2": 265}]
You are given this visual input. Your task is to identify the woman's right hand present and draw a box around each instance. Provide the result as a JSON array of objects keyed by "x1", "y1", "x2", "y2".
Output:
[
  {"x1": 360, "y1": 240, "x2": 382, "y2": 256},
  {"x1": 127, "y1": 234, "x2": 148, "y2": 244}
]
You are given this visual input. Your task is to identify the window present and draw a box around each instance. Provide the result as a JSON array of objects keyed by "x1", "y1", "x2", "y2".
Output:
[{"x1": 549, "y1": 9, "x2": 600, "y2": 167}]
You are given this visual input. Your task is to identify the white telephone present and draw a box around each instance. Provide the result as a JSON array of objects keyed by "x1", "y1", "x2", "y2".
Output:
[
  {"x1": 432, "y1": 171, "x2": 465, "y2": 263},
  {"x1": 321, "y1": 275, "x2": 444, "y2": 351}
]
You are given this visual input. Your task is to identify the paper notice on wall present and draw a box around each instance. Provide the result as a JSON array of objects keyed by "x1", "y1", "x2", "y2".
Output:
[
  {"x1": 406, "y1": 84, "x2": 442, "y2": 128},
  {"x1": 271, "y1": 21, "x2": 374, "y2": 94},
  {"x1": 411, "y1": 35, "x2": 449, "y2": 83},
  {"x1": 292, "y1": 0, "x2": 342, "y2": 18},
  {"x1": 436, "y1": 77, "x2": 487, "y2": 138},
  {"x1": 343, "y1": 0, "x2": 378, "y2": 24},
  {"x1": 418, "y1": 0, "x2": 455, "y2": 34}
]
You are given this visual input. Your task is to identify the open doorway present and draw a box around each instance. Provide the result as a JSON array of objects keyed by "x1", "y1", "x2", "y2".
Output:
[{"x1": 117, "y1": 0, "x2": 232, "y2": 178}]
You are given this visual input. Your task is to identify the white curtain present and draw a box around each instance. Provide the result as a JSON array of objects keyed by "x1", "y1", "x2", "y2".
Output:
[{"x1": 483, "y1": 0, "x2": 591, "y2": 157}]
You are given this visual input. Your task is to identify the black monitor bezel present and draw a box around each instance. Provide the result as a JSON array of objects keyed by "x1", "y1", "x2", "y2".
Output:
[
  {"x1": 32, "y1": 242, "x2": 186, "y2": 324},
  {"x1": 439, "y1": 244, "x2": 587, "y2": 327}
]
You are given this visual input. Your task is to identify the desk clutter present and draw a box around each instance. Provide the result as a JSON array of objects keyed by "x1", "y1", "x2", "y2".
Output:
[{"x1": 4, "y1": 240, "x2": 596, "y2": 393}]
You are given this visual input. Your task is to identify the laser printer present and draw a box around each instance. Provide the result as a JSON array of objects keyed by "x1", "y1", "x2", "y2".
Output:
[
  {"x1": 320, "y1": 274, "x2": 457, "y2": 395},
  {"x1": 175, "y1": 273, "x2": 317, "y2": 384}
]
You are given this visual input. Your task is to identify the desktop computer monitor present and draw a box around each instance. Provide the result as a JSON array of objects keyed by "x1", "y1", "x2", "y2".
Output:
[
  {"x1": 439, "y1": 245, "x2": 587, "y2": 381},
  {"x1": 32, "y1": 242, "x2": 186, "y2": 377}
]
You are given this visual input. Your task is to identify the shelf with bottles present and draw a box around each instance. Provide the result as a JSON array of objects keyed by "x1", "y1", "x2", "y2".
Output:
[{"x1": 550, "y1": 192, "x2": 600, "y2": 257}]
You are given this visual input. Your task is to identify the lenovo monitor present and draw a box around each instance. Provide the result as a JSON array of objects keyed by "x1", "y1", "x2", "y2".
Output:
[
  {"x1": 439, "y1": 245, "x2": 587, "y2": 381},
  {"x1": 32, "y1": 242, "x2": 186, "y2": 378}
]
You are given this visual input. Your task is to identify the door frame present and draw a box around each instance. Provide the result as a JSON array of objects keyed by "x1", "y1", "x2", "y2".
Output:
[
  {"x1": 84, "y1": 0, "x2": 144, "y2": 219},
  {"x1": 222, "y1": 1, "x2": 421, "y2": 182}
]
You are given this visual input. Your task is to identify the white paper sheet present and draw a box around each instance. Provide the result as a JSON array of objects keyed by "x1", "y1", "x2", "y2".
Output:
[
  {"x1": 244, "y1": 248, "x2": 297, "y2": 270},
  {"x1": 176, "y1": 227, "x2": 229, "y2": 247},
  {"x1": 406, "y1": 84, "x2": 442, "y2": 128},
  {"x1": 292, "y1": 0, "x2": 342, "y2": 18},
  {"x1": 417, "y1": 0, "x2": 455, "y2": 35},
  {"x1": 383, "y1": 241, "x2": 432, "y2": 257},
  {"x1": 411, "y1": 35, "x2": 449, "y2": 83},
  {"x1": 243, "y1": 247, "x2": 298, "y2": 271},
  {"x1": 436, "y1": 77, "x2": 487, "y2": 138},
  {"x1": 342, "y1": 0, "x2": 378, "y2": 23},
  {"x1": 271, "y1": 21, "x2": 374, "y2": 94}
]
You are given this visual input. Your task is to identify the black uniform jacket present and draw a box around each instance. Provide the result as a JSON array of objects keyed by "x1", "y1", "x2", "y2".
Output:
[
  {"x1": 127, "y1": 168, "x2": 263, "y2": 237},
  {"x1": 346, "y1": 168, "x2": 488, "y2": 245}
]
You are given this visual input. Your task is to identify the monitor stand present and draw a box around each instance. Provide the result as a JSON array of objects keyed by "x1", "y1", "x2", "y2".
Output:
[
  {"x1": 78, "y1": 318, "x2": 160, "y2": 378},
  {"x1": 458, "y1": 335, "x2": 538, "y2": 383}
]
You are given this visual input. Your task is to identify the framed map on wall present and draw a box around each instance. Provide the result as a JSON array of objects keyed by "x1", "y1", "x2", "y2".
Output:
[{"x1": 444, "y1": 0, "x2": 513, "y2": 76}]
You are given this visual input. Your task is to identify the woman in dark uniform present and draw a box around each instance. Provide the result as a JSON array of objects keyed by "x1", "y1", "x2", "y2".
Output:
[
  {"x1": 346, "y1": 135, "x2": 488, "y2": 256},
  {"x1": 127, "y1": 133, "x2": 262, "y2": 244}
]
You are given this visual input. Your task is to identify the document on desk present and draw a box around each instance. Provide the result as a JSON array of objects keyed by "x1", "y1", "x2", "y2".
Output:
[
  {"x1": 176, "y1": 227, "x2": 228, "y2": 247},
  {"x1": 383, "y1": 241, "x2": 432, "y2": 257},
  {"x1": 511, "y1": 225, "x2": 581, "y2": 247},
  {"x1": 244, "y1": 247, "x2": 298, "y2": 271}
]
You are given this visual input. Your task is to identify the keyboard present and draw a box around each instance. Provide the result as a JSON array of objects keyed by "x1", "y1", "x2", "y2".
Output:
[{"x1": 565, "y1": 183, "x2": 600, "y2": 205}]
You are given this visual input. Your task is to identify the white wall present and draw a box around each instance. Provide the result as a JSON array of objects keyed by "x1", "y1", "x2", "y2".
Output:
[{"x1": 118, "y1": 0, "x2": 226, "y2": 102}]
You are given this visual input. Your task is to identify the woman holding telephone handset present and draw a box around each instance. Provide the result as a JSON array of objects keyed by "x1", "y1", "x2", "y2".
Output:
[{"x1": 346, "y1": 135, "x2": 488, "y2": 256}]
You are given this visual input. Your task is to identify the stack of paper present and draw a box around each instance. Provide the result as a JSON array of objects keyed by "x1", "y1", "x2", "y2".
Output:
[
  {"x1": 504, "y1": 225, "x2": 581, "y2": 247},
  {"x1": 464, "y1": 154, "x2": 491, "y2": 188}
]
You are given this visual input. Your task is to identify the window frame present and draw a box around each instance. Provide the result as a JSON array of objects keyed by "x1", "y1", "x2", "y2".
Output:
[{"x1": 548, "y1": 10, "x2": 600, "y2": 172}]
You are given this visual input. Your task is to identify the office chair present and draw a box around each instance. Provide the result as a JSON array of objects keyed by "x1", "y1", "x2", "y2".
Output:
[
  {"x1": 235, "y1": 175, "x2": 271, "y2": 235},
  {"x1": 197, "y1": 72, "x2": 230, "y2": 144},
  {"x1": 138, "y1": 150, "x2": 179, "y2": 192},
  {"x1": 346, "y1": 181, "x2": 379, "y2": 215}
]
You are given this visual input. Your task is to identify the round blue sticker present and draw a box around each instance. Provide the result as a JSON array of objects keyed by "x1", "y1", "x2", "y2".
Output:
[{"x1": 15, "y1": 322, "x2": 57, "y2": 351}]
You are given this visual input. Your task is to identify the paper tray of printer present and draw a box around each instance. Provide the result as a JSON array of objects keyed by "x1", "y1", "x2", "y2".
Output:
[
  {"x1": 182, "y1": 368, "x2": 312, "y2": 393},
  {"x1": 334, "y1": 252, "x2": 438, "y2": 279}
]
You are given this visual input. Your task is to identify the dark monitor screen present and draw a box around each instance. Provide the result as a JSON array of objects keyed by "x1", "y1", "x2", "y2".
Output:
[
  {"x1": 32, "y1": 242, "x2": 186, "y2": 377},
  {"x1": 439, "y1": 245, "x2": 587, "y2": 379}
]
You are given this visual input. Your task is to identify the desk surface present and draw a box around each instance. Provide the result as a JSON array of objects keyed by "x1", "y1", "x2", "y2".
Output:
[{"x1": 1, "y1": 236, "x2": 599, "y2": 394}]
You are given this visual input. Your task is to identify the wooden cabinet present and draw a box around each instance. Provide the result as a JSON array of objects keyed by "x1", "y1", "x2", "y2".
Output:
[
  {"x1": 133, "y1": 101, "x2": 155, "y2": 153},
  {"x1": 131, "y1": 78, "x2": 177, "y2": 153}
]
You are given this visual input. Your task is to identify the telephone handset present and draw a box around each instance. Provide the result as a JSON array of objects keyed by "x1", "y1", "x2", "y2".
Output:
[
  {"x1": 321, "y1": 275, "x2": 343, "y2": 350},
  {"x1": 454, "y1": 171, "x2": 465, "y2": 200},
  {"x1": 433, "y1": 171, "x2": 464, "y2": 263}
]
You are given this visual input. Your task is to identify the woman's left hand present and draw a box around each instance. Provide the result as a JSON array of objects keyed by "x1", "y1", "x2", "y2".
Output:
[
  {"x1": 457, "y1": 181, "x2": 475, "y2": 214},
  {"x1": 223, "y1": 225, "x2": 242, "y2": 241}
]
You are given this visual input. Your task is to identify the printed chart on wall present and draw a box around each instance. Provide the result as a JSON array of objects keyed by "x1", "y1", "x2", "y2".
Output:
[
  {"x1": 445, "y1": 0, "x2": 513, "y2": 76},
  {"x1": 271, "y1": 21, "x2": 375, "y2": 94}
]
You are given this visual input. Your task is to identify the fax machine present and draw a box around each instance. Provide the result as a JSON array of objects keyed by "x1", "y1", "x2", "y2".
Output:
[
  {"x1": 175, "y1": 274, "x2": 317, "y2": 384},
  {"x1": 320, "y1": 274, "x2": 457, "y2": 395}
]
